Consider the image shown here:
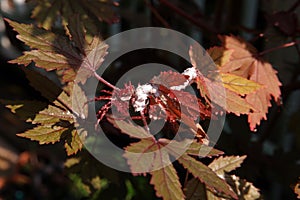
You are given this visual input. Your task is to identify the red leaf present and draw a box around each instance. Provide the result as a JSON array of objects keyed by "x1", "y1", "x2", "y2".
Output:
[
  {"x1": 151, "y1": 71, "x2": 188, "y2": 88},
  {"x1": 219, "y1": 35, "x2": 281, "y2": 130}
]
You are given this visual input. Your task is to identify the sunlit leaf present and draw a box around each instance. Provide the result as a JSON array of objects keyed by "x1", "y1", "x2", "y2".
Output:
[
  {"x1": 225, "y1": 175, "x2": 261, "y2": 200},
  {"x1": 64, "y1": 157, "x2": 81, "y2": 168},
  {"x1": 208, "y1": 47, "x2": 233, "y2": 68},
  {"x1": 28, "y1": 105, "x2": 73, "y2": 125},
  {"x1": 220, "y1": 73, "x2": 262, "y2": 96},
  {"x1": 17, "y1": 125, "x2": 69, "y2": 144},
  {"x1": 5, "y1": 104, "x2": 23, "y2": 114},
  {"x1": 208, "y1": 155, "x2": 247, "y2": 176},
  {"x1": 190, "y1": 44, "x2": 255, "y2": 116},
  {"x1": 185, "y1": 140, "x2": 224, "y2": 158},
  {"x1": 196, "y1": 77, "x2": 255, "y2": 115},
  {"x1": 218, "y1": 35, "x2": 281, "y2": 131},
  {"x1": 65, "y1": 128, "x2": 84, "y2": 156}
]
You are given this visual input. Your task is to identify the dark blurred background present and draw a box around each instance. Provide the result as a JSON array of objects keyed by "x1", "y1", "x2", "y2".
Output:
[{"x1": 0, "y1": 0, "x2": 300, "y2": 199}]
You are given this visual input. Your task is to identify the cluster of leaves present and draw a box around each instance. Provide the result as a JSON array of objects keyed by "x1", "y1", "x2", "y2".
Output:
[
  {"x1": 1, "y1": 1, "x2": 283, "y2": 199},
  {"x1": 207, "y1": 36, "x2": 281, "y2": 131}
]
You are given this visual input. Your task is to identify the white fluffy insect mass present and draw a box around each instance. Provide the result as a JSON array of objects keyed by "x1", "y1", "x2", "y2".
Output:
[
  {"x1": 170, "y1": 67, "x2": 198, "y2": 91},
  {"x1": 133, "y1": 84, "x2": 158, "y2": 112}
]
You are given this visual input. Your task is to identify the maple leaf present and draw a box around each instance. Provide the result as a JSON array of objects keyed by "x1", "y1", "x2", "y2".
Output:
[
  {"x1": 185, "y1": 141, "x2": 224, "y2": 158},
  {"x1": 196, "y1": 76, "x2": 255, "y2": 115},
  {"x1": 171, "y1": 90, "x2": 212, "y2": 120},
  {"x1": 208, "y1": 155, "x2": 247, "y2": 177},
  {"x1": 15, "y1": 89, "x2": 76, "y2": 150},
  {"x1": 151, "y1": 71, "x2": 188, "y2": 88},
  {"x1": 150, "y1": 154, "x2": 185, "y2": 200},
  {"x1": 177, "y1": 154, "x2": 237, "y2": 199},
  {"x1": 17, "y1": 124, "x2": 70, "y2": 144},
  {"x1": 184, "y1": 178, "x2": 207, "y2": 200},
  {"x1": 71, "y1": 83, "x2": 89, "y2": 119},
  {"x1": 25, "y1": 68, "x2": 63, "y2": 101},
  {"x1": 207, "y1": 47, "x2": 233, "y2": 68},
  {"x1": 189, "y1": 45, "x2": 255, "y2": 116},
  {"x1": 28, "y1": 0, "x2": 119, "y2": 31},
  {"x1": 6, "y1": 19, "x2": 108, "y2": 84},
  {"x1": 3, "y1": 70, "x2": 87, "y2": 155},
  {"x1": 206, "y1": 155, "x2": 261, "y2": 200},
  {"x1": 220, "y1": 73, "x2": 262, "y2": 96},
  {"x1": 223, "y1": 175, "x2": 261, "y2": 200},
  {"x1": 185, "y1": 155, "x2": 258, "y2": 200},
  {"x1": 16, "y1": 92, "x2": 83, "y2": 155},
  {"x1": 218, "y1": 35, "x2": 282, "y2": 130},
  {"x1": 149, "y1": 85, "x2": 207, "y2": 136},
  {"x1": 117, "y1": 120, "x2": 237, "y2": 200},
  {"x1": 124, "y1": 138, "x2": 185, "y2": 200},
  {"x1": 64, "y1": 128, "x2": 84, "y2": 156}
]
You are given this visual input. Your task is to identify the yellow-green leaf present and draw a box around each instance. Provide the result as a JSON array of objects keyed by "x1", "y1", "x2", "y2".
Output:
[
  {"x1": 64, "y1": 129, "x2": 83, "y2": 156},
  {"x1": 226, "y1": 175, "x2": 261, "y2": 200},
  {"x1": 208, "y1": 155, "x2": 247, "y2": 176},
  {"x1": 64, "y1": 157, "x2": 81, "y2": 168},
  {"x1": 1, "y1": 100, "x2": 47, "y2": 120},
  {"x1": 17, "y1": 125, "x2": 69, "y2": 144},
  {"x1": 221, "y1": 73, "x2": 262, "y2": 96},
  {"x1": 5, "y1": 104, "x2": 23, "y2": 113},
  {"x1": 28, "y1": 105, "x2": 73, "y2": 125}
]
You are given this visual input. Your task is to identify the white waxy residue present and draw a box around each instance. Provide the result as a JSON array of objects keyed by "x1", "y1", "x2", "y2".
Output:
[
  {"x1": 133, "y1": 84, "x2": 157, "y2": 112},
  {"x1": 170, "y1": 67, "x2": 198, "y2": 91}
]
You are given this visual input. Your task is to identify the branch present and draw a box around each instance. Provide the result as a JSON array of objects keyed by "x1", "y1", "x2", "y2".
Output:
[
  {"x1": 158, "y1": 0, "x2": 217, "y2": 33},
  {"x1": 258, "y1": 40, "x2": 300, "y2": 56},
  {"x1": 288, "y1": 0, "x2": 300, "y2": 12},
  {"x1": 144, "y1": 0, "x2": 171, "y2": 28}
]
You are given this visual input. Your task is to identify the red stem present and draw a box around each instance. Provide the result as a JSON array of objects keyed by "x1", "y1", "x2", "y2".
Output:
[
  {"x1": 93, "y1": 72, "x2": 120, "y2": 91},
  {"x1": 258, "y1": 40, "x2": 300, "y2": 56}
]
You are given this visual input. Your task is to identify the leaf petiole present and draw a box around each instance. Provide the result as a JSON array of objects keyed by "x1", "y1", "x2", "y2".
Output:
[{"x1": 93, "y1": 71, "x2": 120, "y2": 91}]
